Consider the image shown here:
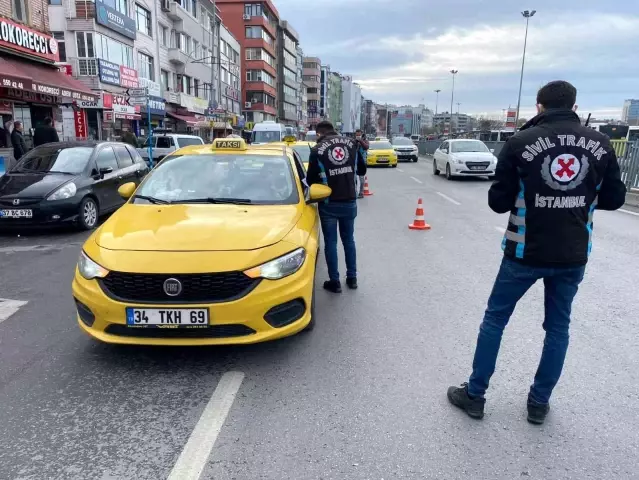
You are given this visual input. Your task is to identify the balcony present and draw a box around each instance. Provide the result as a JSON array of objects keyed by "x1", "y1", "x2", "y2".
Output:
[
  {"x1": 162, "y1": 0, "x2": 182, "y2": 21},
  {"x1": 168, "y1": 48, "x2": 189, "y2": 66},
  {"x1": 244, "y1": 81, "x2": 276, "y2": 98}
]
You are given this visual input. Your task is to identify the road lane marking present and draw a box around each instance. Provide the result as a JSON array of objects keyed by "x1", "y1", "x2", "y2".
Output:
[
  {"x1": 167, "y1": 371, "x2": 245, "y2": 480},
  {"x1": 436, "y1": 192, "x2": 461, "y2": 205},
  {"x1": 410, "y1": 176, "x2": 422, "y2": 184},
  {"x1": 397, "y1": 168, "x2": 404, "y2": 172},
  {"x1": 619, "y1": 209, "x2": 639, "y2": 217},
  {"x1": 495, "y1": 226, "x2": 506, "y2": 234},
  {"x1": 0, "y1": 298, "x2": 28, "y2": 324}
]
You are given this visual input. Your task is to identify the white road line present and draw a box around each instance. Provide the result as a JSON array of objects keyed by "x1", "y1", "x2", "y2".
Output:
[
  {"x1": 0, "y1": 298, "x2": 28, "y2": 324},
  {"x1": 619, "y1": 209, "x2": 639, "y2": 217},
  {"x1": 410, "y1": 176, "x2": 422, "y2": 184},
  {"x1": 436, "y1": 192, "x2": 461, "y2": 206},
  {"x1": 495, "y1": 226, "x2": 506, "y2": 234},
  {"x1": 167, "y1": 371, "x2": 245, "y2": 480},
  {"x1": 397, "y1": 168, "x2": 404, "y2": 172}
]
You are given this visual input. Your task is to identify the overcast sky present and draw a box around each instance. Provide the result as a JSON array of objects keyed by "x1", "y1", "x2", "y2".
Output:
[{"x1": 275, "y1": 0, "x2": 639, "y2": 119}]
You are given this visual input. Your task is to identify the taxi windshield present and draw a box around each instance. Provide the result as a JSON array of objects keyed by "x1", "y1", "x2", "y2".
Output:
[
  {"x1": 134, "y1": 154, "x2": 299, "y2": 205},
  {"x1": 369, "y1": 141, "x2": 393, "y2": 150},
  {"x1": 253, "y1": 131, "x2": 282, "y2": 143},
  {"x1": 392, "y1": 137, "x2": 414, "y2": 146},
  {"x1": 451, "y1": 141, "x2": 490, "y2": 153},
  {"x1": 292, "y1": 145, "x2": 311, "y2": 163}
]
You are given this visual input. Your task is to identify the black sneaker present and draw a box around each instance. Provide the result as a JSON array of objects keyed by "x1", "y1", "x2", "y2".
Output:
[
  {"x1": 357, "y1": 193, "x2": 364, "y2": 199},
  {"x1": 527, "y1": 397, "x2": 550, "y2": 425},
  {"x1": 346, "y1": 277, "x2": 358, "y2": 290},
  {"x1": 447, "y1": 383, "x2": 485, "y2": 419},
  {"x1": 323, "y1": 280, "x2": 342, "y2": 293}
]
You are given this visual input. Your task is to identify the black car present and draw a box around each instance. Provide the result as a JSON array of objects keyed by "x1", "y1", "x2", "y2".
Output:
[{"x1": 0, "y1": 141, "x2": 149, "y2": 230}]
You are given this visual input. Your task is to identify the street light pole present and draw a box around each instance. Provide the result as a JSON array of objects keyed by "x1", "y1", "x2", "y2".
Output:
[
  {"x1": 515, "y1": 10, "x2": 536, "y2": 128},
  {"x1": 434, "y1": 89, "x2": 441, "y2": 115},
  {"x1": 449, "y1": 70, "x2": 458, "y2": 134},
  {"x1": 456, "y1": 102, "x2": 461, "y2": 114}
]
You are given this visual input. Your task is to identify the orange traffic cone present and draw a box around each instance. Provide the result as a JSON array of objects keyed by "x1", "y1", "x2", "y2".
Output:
[
  {"x1": 363, "y1": 176, "x2": 373, "y2": 196},
  {"x1": 408, "y1": 198, "x2": 431, "y2": 230}
]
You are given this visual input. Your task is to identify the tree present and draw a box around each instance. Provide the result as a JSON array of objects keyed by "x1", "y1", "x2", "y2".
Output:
[
  {"x1": 517, "y1": 118, "x2": 528, "y2": 128},
  {"x1": 477, "y1": 116, "x2": 504, "y2": 131}
]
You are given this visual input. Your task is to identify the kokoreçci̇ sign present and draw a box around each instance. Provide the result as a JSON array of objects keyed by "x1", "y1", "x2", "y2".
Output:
[{"x1": 0, "y1": 18, "x2": 59, "y2": 63}]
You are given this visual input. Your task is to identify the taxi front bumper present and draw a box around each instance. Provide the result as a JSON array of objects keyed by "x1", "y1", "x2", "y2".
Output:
[
  {"x1": 72, "y1": 255, "x2": 316, "y2": 346},
  {"x1": 367, "y1": 156, "x2": 398, "y2": 166}
]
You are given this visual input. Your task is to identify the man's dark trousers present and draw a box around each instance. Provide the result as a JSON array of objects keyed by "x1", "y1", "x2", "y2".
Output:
[
  {"x1": 468, "y1": 256, "x2": 586, "y2": 404},
  {"x1": 318, "y1": 201, "x2": 357, "y2": 282}
]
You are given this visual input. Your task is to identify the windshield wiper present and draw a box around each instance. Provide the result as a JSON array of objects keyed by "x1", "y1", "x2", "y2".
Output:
[
  {"x1": 132, "y1": 194, "x2": 170, "y2": 205},
  {"x1": 48, "y1": 170, "x2": 77, "y2": 175},
  {"x1": 175, "y1": 197, "x2": 253, "y2": 205}
]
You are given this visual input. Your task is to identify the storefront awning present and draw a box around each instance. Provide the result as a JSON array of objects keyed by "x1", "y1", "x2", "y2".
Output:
[
  {"x1": 211, "y1": 121, "x2": 232, "y2": 130},
  {"x1": 167, "y1": 112, "x2": 199, "y2": 126},
  {"x1": 0, "y1": 57, "x2": 98, "y2": 103}
]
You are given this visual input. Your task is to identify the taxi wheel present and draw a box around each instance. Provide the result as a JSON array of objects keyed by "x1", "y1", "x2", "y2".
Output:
[
  {"x1": 392, "y1": 164, "x2": 398, "y2": 168},
  {"x1": 433, "y1": 160, "x2": 440, "y2": 175},
  {"x1": 78, "y1": 197, "x2": 99, "y2": 230}
]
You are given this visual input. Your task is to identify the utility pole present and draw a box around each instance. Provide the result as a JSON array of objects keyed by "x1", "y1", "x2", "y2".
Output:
[
  {"x1": 449, "y1": 70, "x2": 458, "y2": 134},
  {"x1": 209, "y1": 0, "x2": 219, "y2": 140},
  {"x1": 515, "y1": 10, "x2": 536, "y2": 127}
]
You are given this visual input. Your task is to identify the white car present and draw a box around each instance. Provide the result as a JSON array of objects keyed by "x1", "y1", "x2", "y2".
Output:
[
  {"x1": 433, "y1": 139, "x2": 497, "y2": 180},
  {"x1": 392, "y1": 136, "x2": 419, "y2": 162},
  {"x1": 138, "y1": 132, "x2": 205, "y2": 166}
]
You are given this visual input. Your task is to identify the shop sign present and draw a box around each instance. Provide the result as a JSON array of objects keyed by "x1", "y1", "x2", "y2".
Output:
[
  {"x1": 95, "y1": 0, "x2": 136, "y2": 40},
  {"x1": 0, "y1": 74, "x2": 96, "y2": 102},
  {"x1": 164, "y1": 91, "x2": 180, "y2": 104},
  {"x1": 119, "y1": 66, "x2": 138, "y2": 88},
  {"x1": 179, "y1": 94, "x2": 208, "y2": 114},
  {"x1": 138, "y1": 77, "x2": 160, "y2": 97},
  {"x1": 59, "y1": 64, "x2": 73, "y2": 76},
  {"x1": 0, "y1": 18, "x2": 60, "y2": 63},
  {"x1": 224, "y1": 86, "x2": 239, "y2": 101},
  {"x1": 140, "y1": 95, "x2": 166, "y2": 116},
  {"x1": 78, "y1": 97, "x2": 104, "y2": 109},
  {"x1": 0, "y1": 88, "x2": 57, "y2": 104},
  {"x1": 98, "y1": 59, "x2": 120, "y2": 86},
  {"x1": 74, "y1": 109, "x2": 88, "y2": 138}
]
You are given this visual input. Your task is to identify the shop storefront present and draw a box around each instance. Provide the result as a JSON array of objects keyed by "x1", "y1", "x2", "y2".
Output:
[
  {"x1": 0, "y1": 18, "x2": 98, "y2": 162},
  {"x1": 163, "y1": 92, "x2": 210, "y2": 139},
  {"x1": 97, "y1": 61, "x2": 141, "y2": 140}
]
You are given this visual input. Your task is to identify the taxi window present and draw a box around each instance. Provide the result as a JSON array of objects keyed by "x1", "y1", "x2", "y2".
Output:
[
  {"x1": 291, "y1": 145, "x2": 311, "y2": 163},
  {"x1": 369, "y1": 141, "x2": 393, "y2": 150},
  {"x1": 133, "y1": 154, "x2": 299, "y2": 205}
]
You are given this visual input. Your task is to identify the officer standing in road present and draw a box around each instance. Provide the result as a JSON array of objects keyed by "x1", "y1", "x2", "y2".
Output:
[
  {"x1": 354, "y1": 129, "x2": 369, "y2": 198},
  {"x1": 306, "y1": 120, "x2": 366, "y2": 293},
  {"x1": 448, "y1": 81, "x2": 627, "y2": 424}
]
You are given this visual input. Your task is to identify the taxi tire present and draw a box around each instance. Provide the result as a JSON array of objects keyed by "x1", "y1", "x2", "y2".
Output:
[
  {"x1": 392, "y1": 164, "x2": 398, "y2": 168},
  {"x1": 78, "y1": 197, "x2": 99, "y2": 230}
]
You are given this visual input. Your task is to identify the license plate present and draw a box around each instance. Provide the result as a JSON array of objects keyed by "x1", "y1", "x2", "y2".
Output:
[
  {"x1": 469, "y1": 166, "x2": 485, "y2": 171},
  {"x1": 126, "y1": 307, "x2": 209, "y2": 328},
  {"x1": 377, "y1": 157, "x2": 389, "y2": 163},
  {"x1": 0, "y1": 209, "x2": 33, "y2": 218}
]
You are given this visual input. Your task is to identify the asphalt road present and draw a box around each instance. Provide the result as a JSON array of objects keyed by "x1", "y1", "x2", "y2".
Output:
[{"x1": 1, "y1": 158, "x2": 638, "y2": 480}]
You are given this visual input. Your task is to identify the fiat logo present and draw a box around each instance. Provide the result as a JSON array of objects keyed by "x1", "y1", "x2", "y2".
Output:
[{"x1": 163, "y1": 278, "x2": 182, "y2": 297}]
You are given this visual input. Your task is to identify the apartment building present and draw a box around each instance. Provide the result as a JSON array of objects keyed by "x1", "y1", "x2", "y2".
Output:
[
  {"x1": 622, "y1": 99, "x2": 639, "y2": 126},
  {"x1": 276, "y1": 20, "x2": 298, "y2": 126},
  {"x1": 319, "y1": 64, "x2": 329, "y2": 120},
  {"x1": 340, "y1": 75, "x2": 361, "y2": 134},
  {"x1": 303, "y1": 56, "x2": 320, "y2": 127},
  {"x1": 327, "y1": 71, "x2": 342, "y2": 129},
  {"x1": 0, "y1": 0, "x2": 99, "y2": 151},
  {"x1": 296, "y1": 45, "x2": 304, "y2": 127},
  {"x1": 217, "y1": 0, "x2": 279, "y2": 124}
]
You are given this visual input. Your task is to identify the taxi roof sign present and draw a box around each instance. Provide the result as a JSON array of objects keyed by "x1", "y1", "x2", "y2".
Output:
[
  {"x1": 212, "y1": 138, "x2": 247, "y2": 151},
  {"x1": 283, "y1": 135, "x2": 297, "y2": 144}
]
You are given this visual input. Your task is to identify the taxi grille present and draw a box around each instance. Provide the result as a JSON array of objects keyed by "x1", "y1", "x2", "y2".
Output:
[
  {"x1": 99, "y1": 271, "x2": 260, "y2": 304},
  {"x1": 105, "y1": 324, "x2": 256, "y2": 338}
]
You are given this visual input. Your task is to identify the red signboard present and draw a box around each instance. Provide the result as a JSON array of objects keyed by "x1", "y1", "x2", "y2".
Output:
[
  {"x1": 0, "y1": 18, "x2": 60, "y2": 63},
  {"x1": 59, "y1": 64, "x2": 73, "y2": 76},
  {"x1": 119, "y1": 66, "x2": 138, "y2": 88},
  {"x1": 505, "y1": 108, "x2": 517, "y2": 129},
  {"x1": 0, "y1": 87, "x2": 58, "y2": 104},
  {"x1": 74, "y1": 108, "x2": 87, "y2": 138}
]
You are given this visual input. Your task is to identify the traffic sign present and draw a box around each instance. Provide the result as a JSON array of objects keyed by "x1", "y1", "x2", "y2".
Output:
[
  {"x1": 128, "y1": 97, "x2": 148, "y2": 106},
  {"x1": 127, "y1": 87, "x2": 148, "y2": 97}
]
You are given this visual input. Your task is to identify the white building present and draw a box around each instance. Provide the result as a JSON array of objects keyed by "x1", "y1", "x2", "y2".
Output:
[
  {"x1": 340, "y1": 76, "x2": 361, "y2": 134},
  {"x1": 418, "y1": 104, "x2": 433, "y2": 130}
]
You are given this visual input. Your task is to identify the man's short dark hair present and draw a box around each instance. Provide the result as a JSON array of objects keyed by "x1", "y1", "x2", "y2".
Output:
[
  {"x1": 43, "y1": 117, "x2": 53, "y2": 126},
  {"x1": 355, "y1": 129, "x2": 362, "y2": 133},
  {"x1": 536, "y1": 81, "x2": 577, "y2": 110},
  {"x1": 316, "y1": 120, "x2": 334, "y2": 134}
]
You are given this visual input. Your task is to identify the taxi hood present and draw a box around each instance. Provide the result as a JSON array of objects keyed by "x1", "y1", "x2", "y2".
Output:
[{"x1": 94, "y1": 204, "x2": 302, "y2": 252}]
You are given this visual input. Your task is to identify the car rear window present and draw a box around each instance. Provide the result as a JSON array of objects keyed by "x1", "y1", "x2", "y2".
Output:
[{"x1": 176, "y1": 137, "x2": 204, "y2": 147}]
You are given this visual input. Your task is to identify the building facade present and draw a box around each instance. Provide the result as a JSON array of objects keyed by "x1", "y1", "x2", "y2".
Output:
[
  {"x1": 362, "y1": 99, "x2": 377, "y2": 135},
  {"x1": 432, "y1": 112, "x2": 471, "y2": 133},
  {"x1": 218, "y1": 0, "x2": 279, "y2": 125},
  {"x1": 303, "y1": 56, "x2": 320, "y2": 128},
  {"x1": 340, "y1": 76, "x2": 361, "y2": 134},
  {"x1": 276, "y1": 20, "x2": 298, "y2": 126},
  {"x1": 319, "y1": 64, "x2": 330, "y2": 121},
  {"x1": 622, "y1": 99, "x2": 639, "y2": 126},
  {"x1": 0, "y1": 0, "x2": 99, "y2": 159},
  {"x1": 327, "y1": 71, "x2": 342, "y2": 130}
]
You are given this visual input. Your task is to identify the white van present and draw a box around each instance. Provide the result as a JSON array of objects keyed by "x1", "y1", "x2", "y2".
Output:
[{"x1": 251, "y1": 121, "x2": 287, "y2": 144}]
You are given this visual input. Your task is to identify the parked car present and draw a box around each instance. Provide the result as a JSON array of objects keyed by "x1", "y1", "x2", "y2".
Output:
[
  {"x1": 432, "y1": 139, "x2": 497, "y2": 180},
  {"x1": 392, "y1": 136, "x2": 419, "y2": 162},
  {"x1": 138, "y1": 131, "x2": 205, "y2": 166},
  {"x1": 0, "y1": 141, "x2": 149, "y2": 230}
]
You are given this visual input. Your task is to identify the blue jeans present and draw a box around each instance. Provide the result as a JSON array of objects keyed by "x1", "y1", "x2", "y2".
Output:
[
  {"x1": 318, "y1": 201, "x2": 357, "y2": 281},
  {"x1": 468, "y1": 256, "x2": 585, "y2": 404}
]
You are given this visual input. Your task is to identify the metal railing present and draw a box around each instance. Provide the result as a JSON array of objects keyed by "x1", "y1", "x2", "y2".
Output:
[{"x1": 613, "y1": 140, "x2": 639, "y2": 189}]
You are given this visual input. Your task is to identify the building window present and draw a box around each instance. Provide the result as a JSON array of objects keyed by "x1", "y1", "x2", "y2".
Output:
[
  {"x1": 244, "y1": 3, "x2": 262, "y2": 17},
  {"x1": 246, "y1": 70, "x2": 275, "y2": 87},
  {"x1": 135, "y1": 4, "x2": 152, "y2": 37},
  {"x1": 137, "y1": 51, "x2": 154, "y2": 81},
  {"x1": 160, "y1": 25, "x2": 168, "y2": 46},
  {"x1": 193, "y1": 40, "x2": 200, "y2": 59},
  {"x1": 181, "y1": 75, "x2": 192, "y2": 95},
  {"x1": 52, "y1": 32, "x2": 66, "y2": 62},
  {"x1": 161, "y1": 69, "x2": 170, "y2": 92},
  {"x1": 194, "y1": 79, "x2": 200, "y2": 97},
  {"x1": 245, "y1": 26, "x2": 273, "y2": 45},
  {"x1": 48, "y1": 0, "x2": 63, "y2": 5},
  {"x1": 245, "y1": 47, "x2": 274, "y2": 67},
  {"x1": 12, "y1": 0, "x2": 28, "y2": 22}
]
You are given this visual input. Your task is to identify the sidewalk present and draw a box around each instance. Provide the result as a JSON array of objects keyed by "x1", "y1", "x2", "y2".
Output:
[{"x1": 625, "y1": 188, "x2": 639, "y2": 209}]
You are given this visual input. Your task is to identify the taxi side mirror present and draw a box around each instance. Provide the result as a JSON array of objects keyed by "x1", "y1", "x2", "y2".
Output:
[
  {"x1": 307, "y1": 184, "x2": 332, "y2": 204},
  {"x1": 118, "y1": 182, "x2": 137, "y2": 199}
]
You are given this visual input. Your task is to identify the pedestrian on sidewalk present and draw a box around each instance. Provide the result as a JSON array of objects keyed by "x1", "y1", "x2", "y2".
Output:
[
  {"x1": 33, "y1": 117, "x2": 59, "y2": 147},
  {"x1": 354, "y1": 129, "x2": 369, "y2": 199},
  {"x1": 448, "y1": 80, "x2": 627, "y2": 424},
  {"x1": 306, "y1": 120, "x2": 366, "y2": 293},
  {"x1": 11, "y1": 121, "x2": 28, "y2": 160}
]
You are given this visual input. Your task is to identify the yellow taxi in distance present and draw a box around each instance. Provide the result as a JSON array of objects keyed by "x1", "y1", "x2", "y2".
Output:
[
  {"x1": 269, "y1": 135, "x2": 315, "y2": 170},
  {"x1": 72, "y1": 137, "x2": 332, "y2": 346},
  {"x1": 367, "y1": 140, "x2": 398, "y2": 167}
]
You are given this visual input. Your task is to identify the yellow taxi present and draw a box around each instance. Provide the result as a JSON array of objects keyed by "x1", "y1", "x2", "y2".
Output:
[
  {"x1": 72, "y1": 137, "x2": 332, "y2": 346},
  {"x1": 269, "y1": 135, "x2": 315, "y2": 170},
  {"x1": 367, "y1": 140, "x2": 398, "y2": 167}
]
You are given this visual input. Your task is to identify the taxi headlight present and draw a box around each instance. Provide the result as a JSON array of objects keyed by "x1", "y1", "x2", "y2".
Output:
[
  {"x1": 78, "y1": 251, "x2": 109, "y2": 280},
  {"x1": 244, "y1": 248, "x2": 306, "y2": 280},
  {"x1": 47, "y1": 182, "x2": 77, "y2": 201}
]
